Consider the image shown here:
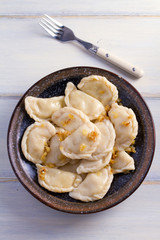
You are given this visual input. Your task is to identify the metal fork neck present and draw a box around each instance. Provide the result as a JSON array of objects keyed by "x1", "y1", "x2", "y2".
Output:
[{"x1": 75, "y1": 37, "x2": 98, "y2": 54}]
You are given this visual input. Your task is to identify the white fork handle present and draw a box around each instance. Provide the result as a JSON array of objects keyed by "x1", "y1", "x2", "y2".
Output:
[{"x1": 96, "y1": 48, "x2": 144, "y2": 78}]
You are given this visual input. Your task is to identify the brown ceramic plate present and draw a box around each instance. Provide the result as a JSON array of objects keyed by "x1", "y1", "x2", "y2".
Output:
[{"x1": 7, "y1": 66, "x2": 155, "y2": 214}]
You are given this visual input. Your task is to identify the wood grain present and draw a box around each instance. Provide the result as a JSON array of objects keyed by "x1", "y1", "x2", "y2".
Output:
[
  {"x1": 1, "y1": 0, "x2": 160, "y2": 16},
  {"x1": 0, "y1": 98, "x2": 18, "y2": 178},
  {"x1": 1, "y1": 17, "x2": 160, "y2": 95},
  {"x1": 1, "y1": 1, "x2": 160, "y2": 238},
  {"x1": 0, "y1": 181, "x2": 160, "y2": 240}
]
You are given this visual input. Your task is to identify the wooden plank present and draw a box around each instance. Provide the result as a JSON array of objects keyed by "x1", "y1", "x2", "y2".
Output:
[
  {"x1": 1, "y1": 97, "x2": 159, "y2": 180},
  {"x1": 0, "y1": 98, "x2": 18, "y2": 178},
  {"x1": 0, "y1": 181, "x2": 160, "y2": 240},
  {"x1": 0, "y1": 0, "x2": 160, "y2": 16},
  {"x1": 145, "y1": 99, "x2": 159, "y2": 181},
  {"x1": 1, "y1": 17, "x2": 160, "y2": 95}
]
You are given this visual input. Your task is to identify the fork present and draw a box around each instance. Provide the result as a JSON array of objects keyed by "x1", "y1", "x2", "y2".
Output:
[{"x1": 40, "y1": 14, "x2": 144, "y2": 78}]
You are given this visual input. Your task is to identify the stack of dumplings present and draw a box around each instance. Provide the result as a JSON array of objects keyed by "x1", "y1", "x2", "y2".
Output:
[{"x1": 21, "y1": 75, "x2": 138, "y2": 202}]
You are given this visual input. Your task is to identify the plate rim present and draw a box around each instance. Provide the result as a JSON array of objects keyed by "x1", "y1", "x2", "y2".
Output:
[{"x1": 7, "y1": 66, "x2": 156, "y2": 214}]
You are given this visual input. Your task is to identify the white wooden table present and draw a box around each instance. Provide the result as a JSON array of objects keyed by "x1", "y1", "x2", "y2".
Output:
[{"x1": 1, "y1": 1, "x2": 160, "y2": 239}]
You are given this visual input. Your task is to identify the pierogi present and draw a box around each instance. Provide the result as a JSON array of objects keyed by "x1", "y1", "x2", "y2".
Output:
[
  {"x1": 36, "y1": 164, "x2": 82, "y2": 193},
  {"x1": 45, "y1": 134, "x2": 70, "y2": 167},
  {"x1": 25, "y1": 96, "x2": 65, "y2": 122},
  {"x1": 65, "y1": 82, "x2": 105, "y2": 120},
  {"x1": 77, "y1": 152, "x2": 112, "y2": 174},
  {"x1": 51, "y1": 106, "x2": 89, "y2": 131},
  {"x1": 108, "y1": 103, "x2": 138, "y2": 151},
  {"x1": 21, "y1": 74, "x2": 138, "y2": 202},
  {"x1": 78, "y1": 75, "x2": 118, "y2": 106},
  {"x1": 60, "y1": 121, "x2": 101, "y2": 159},
  {"x1": 85, "y1": 119, "x2": 115, "y2": 161},
  {"x1": 111, "y1": 151, "x2": 135, "y2": 174},
  {"x1": 69, "y1": 166, "x2": 113, "y2": 202},
  {"x1": 21, "y1": 121, "x2": 56, "y2": 164}
]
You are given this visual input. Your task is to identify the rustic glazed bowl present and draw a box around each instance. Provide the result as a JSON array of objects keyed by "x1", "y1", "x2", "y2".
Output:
[{"x1": 7, "y1": 66, "x2": 155, "y2": 214}]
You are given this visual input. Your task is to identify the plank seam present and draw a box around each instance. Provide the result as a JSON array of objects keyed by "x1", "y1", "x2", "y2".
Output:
[{"x1": 0, "y1": 15, "x2": 160, "y2": 19}]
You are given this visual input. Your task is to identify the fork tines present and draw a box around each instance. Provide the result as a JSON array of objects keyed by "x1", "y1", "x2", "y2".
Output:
[{"x1": 39, "y1": 14, "x2": 64, "y2": 38}]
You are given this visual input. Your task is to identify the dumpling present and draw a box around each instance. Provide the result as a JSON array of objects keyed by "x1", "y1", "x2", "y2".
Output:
[
  {"x1": 77, "y1": 75, "x2": 118, "y2": 106},
  {"x1": 94, "y1": 119, "x2": 115, "y2": 154},
  {"x1": 77, "y1": 152, "x2": 112, "y2": 174},
  {"x1": 65, "y1": 82, "x2": 105, "y2": 120},
  {"x1": 25, "y1": 96, "x2": 65, "y2": 121},
  {"x1": 108, "y1": 103, "x2": 138, "y2": 151},
  {"x1": 60, "y1": 121, "x2": 101, "y2": 159},
  {"x1": 45, "y1": 131, "x2": 70, "y2": 167},
  {"x1": 51, "y1": 106, "x2": 89, "y2": 131},
  {"x1": 36, "y1": 164, "x2": 82, "y2": 193},
  {"x1": 86, "y1": 119, "x2": 115, "y2": 161},
  {"x1": 21, "y1": 121, "x2": 56, "y2": 164},
  {"x1": 69, "y1": 166, "x2": 113, "y2": 202},
  {"x1": 110, "y1": 151, "x2": 135, "y2": 174}
]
